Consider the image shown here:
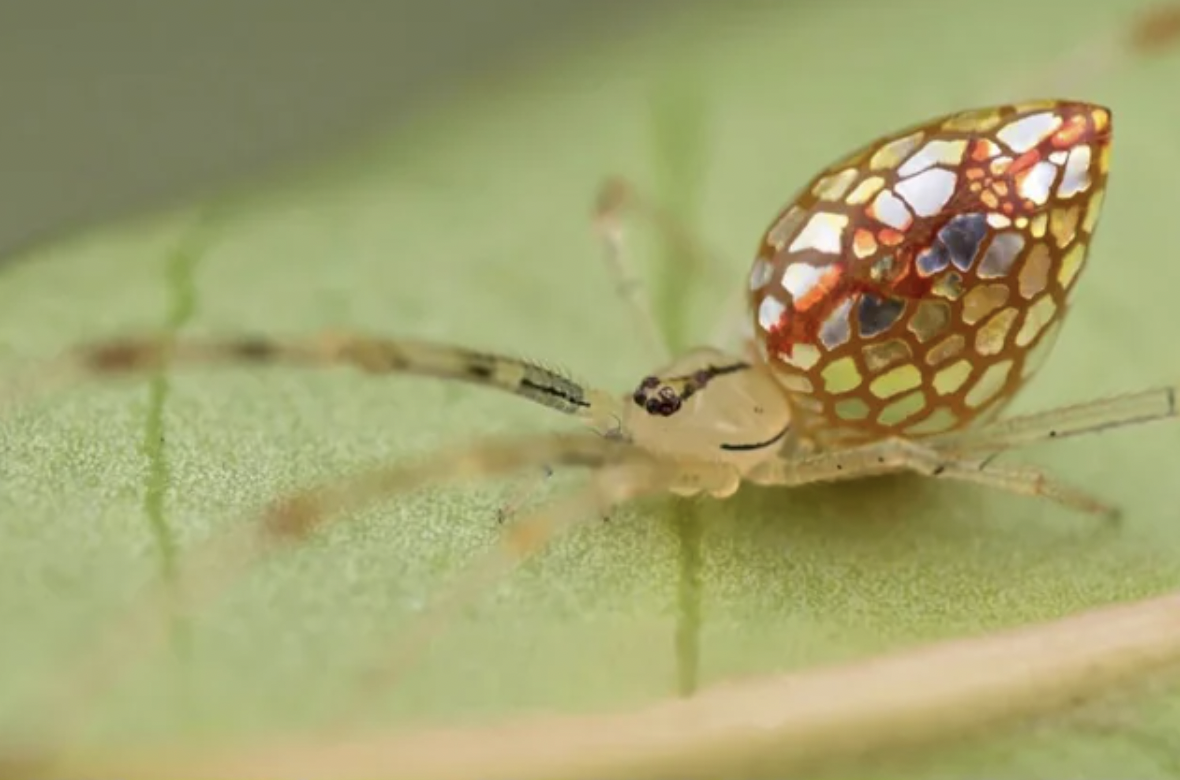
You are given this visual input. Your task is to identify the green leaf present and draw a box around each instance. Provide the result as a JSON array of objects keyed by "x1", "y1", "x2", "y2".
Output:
[{"x1": 2, "y1": 0, "x2": 1180, "y2": 776}]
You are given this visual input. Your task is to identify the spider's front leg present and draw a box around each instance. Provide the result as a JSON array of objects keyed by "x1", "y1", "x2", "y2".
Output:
[
  {"x1": 592, "y1": 177, "x2": 674, "y2": 363},
  {"x1": 492, "y1": 177, "x2": 725, "y2": 527},
  {"x1": 748, "y1": 436, "x2": 1117, "y2": 518}
]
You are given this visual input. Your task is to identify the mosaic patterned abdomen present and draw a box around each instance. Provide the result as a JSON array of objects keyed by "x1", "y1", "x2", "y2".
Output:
[{"x1": 748, "y1": 100, "x2": 1111, "y2": 447}]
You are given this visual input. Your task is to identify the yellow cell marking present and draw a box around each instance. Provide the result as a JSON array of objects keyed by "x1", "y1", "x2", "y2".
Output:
[
  {"x1": 813, "y1": 168, "x2": 859, "y2": 201},
  {"x1": 846, "y1": 176, "x2": 885, "y2": 205},
  {"x1": 1057, "y1": 242, "x2": 1087, "y2": 289},
  {"x1": 834, "y1": 397, "x2": 871, "y2": 421},
  {"x1": 870, "y1": 363, "x2": 922, "y2": 399},
  {"x1": 965, "y1": 359, "x2": 1015, "y2": 408},
  {"x1": 908, "y1": 299, "x2": 952, "y2": 343},
  {"x1": 862, "y1": 339, "x2": 913, "y2": 373},
  {"x1": 933, "y1": 359, "x2": 974, "y2": 396},
  {"x1": 905, "y1": 407, "x2": 960, "y2": 435},
  {"x1": 961, "y1": 283, "x2": 1010, "y2": 325},
  {"x1": 821, "y1": 356, "x2": 863, "y2": 394},
  {"x1": 926, "y1": 333, "x2": 966, "y2": 366},
  {"x1": 1049, "y1": 206, "x2": 1081, "y2": 249},
  {"x1": 1082, "y1": 188, "x2": 1105, "y2": 233},
  {"x1": 784, "y1": 343, "x2": 822, "y2": 370},
  {"x1": 871, "y1": 131, "x2": 925, "y2": 171},
  {"x1": 767, "y1": 207, "x2": 806, "y2": 250},
  {"x1": 878, "y1": 390, "x2": 927, "y2": 426},
  {"x1": 942, "y1": 107, "x2": 1002, "y2": 132},
  {"x1": 1015, "y1": 295, "x2": 1058, "y2": 348},
  {"x1": 975, "y1": 308, "x2": 1019, "y2": 356},
  {"x1": 1029, "y1": 212, "x2": 1048, "y2": 238},
  {"x1": 1018, "y1": 243, "x2": 1053, "y2": 299}
]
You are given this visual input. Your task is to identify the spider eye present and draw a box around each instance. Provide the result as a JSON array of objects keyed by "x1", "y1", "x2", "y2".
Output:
[
  {"x1": 658, "y1": 398, "x2": 681, "y2": 416},
  {"x1": 641, "y1": 376, "x2": 660, "y2": 389},
  {"x1": 644, "y1": 398, "x2": 661, "y2": 414}
]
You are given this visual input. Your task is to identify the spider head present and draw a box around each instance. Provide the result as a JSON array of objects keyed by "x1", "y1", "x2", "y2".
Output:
[{"x1": 623, "y1": 347, "x2": 793, "y2": 468}]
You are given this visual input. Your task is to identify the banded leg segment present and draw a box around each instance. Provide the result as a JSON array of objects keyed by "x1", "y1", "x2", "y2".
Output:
[
  {"x1": 67, "y1": 334, "x2": 635, "y2": 529},
  {"x1": 13, "y1": 332, "x2": 629, "y2": 438}
]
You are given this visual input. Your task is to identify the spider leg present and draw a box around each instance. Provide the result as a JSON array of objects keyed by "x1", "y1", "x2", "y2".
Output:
[
  {"x1": 1128, "y1": 3, "x2": 1180, "y2": 55},
  {"x1": 592, "y1": 177, "x2": 670, "y2": 362},
  {"x1": 924, "y1": 459, "x2": 1117, "y2": 518},
  {"x1": 749, "y1": 436, "x2": 1116, "y2": 517},
  {"x1": 338, "y1": 456, "x2": 705, "y2": 722},
  {"x1": 486, "y1": 176, "x2": 694, "y2": 527},
  {"x1": 494, "y1": 464, "x2": 554, "y2": 523},
  {"x1": 592, "y1": 177, "x2": 751, "y2": 351},
  {"x1": 471, "y1": 176, "x2": 716, "y2": 529},
  {"x1": 593, "y1": 176, "x2": 737, "y2": 360},
  {"x1": 925, "y1": 385, "x2": 1178, "y2": 458},
  {"x1": 27, "y1": 432, "x2": 682, "y2": 747},
  {"x1": 2, "y1": 333, "x2": 627, "y2": 437},
  {"x1": 975, "y1": 3, "x2": 1180, "y2": 103}
]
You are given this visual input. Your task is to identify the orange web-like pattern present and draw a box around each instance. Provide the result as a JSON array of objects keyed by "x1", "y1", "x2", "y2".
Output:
[{"x1": 747, "y1": 100, "x2": 1111, "y2": 448}]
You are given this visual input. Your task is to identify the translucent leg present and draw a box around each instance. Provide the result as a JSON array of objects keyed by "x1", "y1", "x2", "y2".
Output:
[
  {"x1": 593, "y1": 176, "x2": 732, "y2": 361},
  {"x1": 338, "y1": 457, "x2": 693, "y2": 723},
  {"x1": 749, "y1": 437, "x2": 1116, "y2": 517},
  {"x1": 926, "y1": 385, "x2": 1177, "y2": 457},
  {"x1": 973, "y1": 4, "x2": 1180, "y2": 104},
  {"x1": 592, "y1": 178, "x2": 673, "y2": 362},
  {"x1": 494, "y1": 464, "x2": 553, "y2": 523},
  {"x1": 932, "y1": 460, "x2": 1117, "y2": 518},
  {"x1": 27, "y1": 431, "x2": 666, "y2": 746}
]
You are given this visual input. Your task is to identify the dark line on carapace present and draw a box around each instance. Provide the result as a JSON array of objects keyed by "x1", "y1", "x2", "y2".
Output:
[
  {"x1": 668, "y1": 361, "x2": 751, "y2": 384},
  {"x1": 720, "y1": 422, "x2": 791, "y2": 452}
]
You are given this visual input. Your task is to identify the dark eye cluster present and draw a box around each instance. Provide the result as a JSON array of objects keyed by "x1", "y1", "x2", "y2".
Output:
[{"x1": 631, "y1": 370, "x2": 713, "y2": 417}]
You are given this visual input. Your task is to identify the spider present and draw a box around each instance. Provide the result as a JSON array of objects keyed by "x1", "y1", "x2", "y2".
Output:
[
  {"x1": 60, "y1": 98, "x2": 1174, "y2": 524},
  {"x1": 9, "y1": 98, "x2": 1179, "y2": 715}
]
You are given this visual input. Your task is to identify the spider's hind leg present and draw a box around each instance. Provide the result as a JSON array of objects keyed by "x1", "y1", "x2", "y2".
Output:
[
  {"x1": 494, "y1": 464, "x2": 554, "y2": 524},
  {"x1": 751, "y1": 436, "x2": 1117, "y2": 518},
  {"x1": 925, "y1": 458, "x2": 1118, "y2": 519},
  {"x1": 752, "y1": 383, "x2": 1180, "y2": 517},
  {"x1": 925, "y1": 385, "x2": 1178, "y2": 458},
  {"x1": 343, "y1": 457, "x2": 682, "y2": 716}
]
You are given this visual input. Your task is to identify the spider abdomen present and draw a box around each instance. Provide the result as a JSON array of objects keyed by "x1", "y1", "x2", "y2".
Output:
[{"x1": 748, "y1": 100, "x2": 1111, "y2": 447}]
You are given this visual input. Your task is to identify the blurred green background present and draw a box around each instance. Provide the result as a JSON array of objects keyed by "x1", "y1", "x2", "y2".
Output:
[
  {"x1": 0, "y1": 0, "x2": 686, "y2": 257},
  {"x1": 2, "y1": 0, "x2": 1180, "y2": 777}
]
